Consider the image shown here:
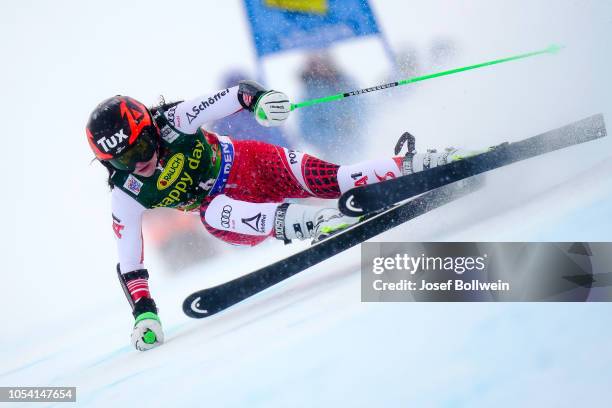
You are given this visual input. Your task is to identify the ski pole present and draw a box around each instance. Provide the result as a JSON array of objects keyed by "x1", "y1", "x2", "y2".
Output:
[{"x1": 290, "y1": 44, "x2": 563, "y2": 111}]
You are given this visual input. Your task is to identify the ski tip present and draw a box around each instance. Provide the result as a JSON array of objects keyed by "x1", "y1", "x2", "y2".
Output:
[{"x1": 546, "y1": 44, "x2": 565, "y2": 54}]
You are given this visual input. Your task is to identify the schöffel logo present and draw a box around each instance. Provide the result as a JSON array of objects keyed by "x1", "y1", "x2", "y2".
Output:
[
  {"x1": 157, "y1": 153, "x2": 185, "y2": 190},
  {"x1": 186, "y1": 89, "x2": 230, "y2": 124}
]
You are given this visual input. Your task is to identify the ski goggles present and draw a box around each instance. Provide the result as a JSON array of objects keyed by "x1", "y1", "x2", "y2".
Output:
[{"x1": 107, "y1": 128, "x2": 158, "y2": 171}]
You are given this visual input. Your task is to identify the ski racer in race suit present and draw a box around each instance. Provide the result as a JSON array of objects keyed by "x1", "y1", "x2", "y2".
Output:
[{"x1": 86, "y1": 81, "x2": 467, "y2": 351}]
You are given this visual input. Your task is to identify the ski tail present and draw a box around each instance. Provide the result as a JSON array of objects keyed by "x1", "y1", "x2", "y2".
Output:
[{"x1": 339, "y1": 114, "x2": 606, "y2": 216}]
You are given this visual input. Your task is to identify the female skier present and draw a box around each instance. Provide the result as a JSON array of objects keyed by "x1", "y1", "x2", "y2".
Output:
[{"x1": 86, "y1": 81, "x2": 465, "y2": 351}]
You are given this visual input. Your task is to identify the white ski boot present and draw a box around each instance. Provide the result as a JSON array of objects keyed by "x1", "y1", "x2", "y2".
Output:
[
  {"x1": 274, "y1": 203, "x2": 360, "y2": 243},
  {"x1": 395, "y1": 131, "x2": 485, "y2": 175}
]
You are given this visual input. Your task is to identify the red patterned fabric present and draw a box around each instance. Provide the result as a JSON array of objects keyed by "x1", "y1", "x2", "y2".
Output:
[
  {"x1": 302, "y1": 155, "x2": 340, "y2": 198},
  {"x1": 223, "y1": 140, "x2": 312, "y2": 202},
  {"x1": 200, "y1": 139, "x2": 343, "y2": 245},
  {"x1": 126, "y1": 278, "x2": 150, "y2": 302}
]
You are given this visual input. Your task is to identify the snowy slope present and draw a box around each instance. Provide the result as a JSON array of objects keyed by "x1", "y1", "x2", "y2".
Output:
[{"x1": 2, "y1": 0, "x2": 612, "y2": 407}]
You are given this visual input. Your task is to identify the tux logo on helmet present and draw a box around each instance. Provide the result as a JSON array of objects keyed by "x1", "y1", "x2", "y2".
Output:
[
  {"x1": 86, "y1": 95, "x2": 153, "y2": 160},
  {"x1": 96, "y1": 128, "x2": 129, "y2": 153}
]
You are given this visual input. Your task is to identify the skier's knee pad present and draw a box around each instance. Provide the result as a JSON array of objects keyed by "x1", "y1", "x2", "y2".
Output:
[{"x1": 202, "y1": 194, "x2": 278, "y2": 237}]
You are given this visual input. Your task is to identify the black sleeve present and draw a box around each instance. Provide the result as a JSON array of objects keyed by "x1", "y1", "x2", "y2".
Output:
[{"x1": 237, "y1": 80, "x2": 267, "y2": 111}]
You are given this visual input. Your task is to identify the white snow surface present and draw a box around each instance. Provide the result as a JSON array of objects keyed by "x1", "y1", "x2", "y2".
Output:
[{"x1": 2, "y1": 1, "x2": 612, "y2": 406}]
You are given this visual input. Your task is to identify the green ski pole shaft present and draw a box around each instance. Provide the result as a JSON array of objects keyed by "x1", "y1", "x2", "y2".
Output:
[{"x1": 290, "y1": 44, "x2": 563, "y2": 111}]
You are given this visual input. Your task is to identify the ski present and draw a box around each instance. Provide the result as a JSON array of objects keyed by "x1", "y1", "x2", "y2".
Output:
[
  {"x1": 339, "y1": 114, "x2": 606, "y2": 216},
  {"x1": 183, "y1": 179, "x2": 482, "y2": 318}
]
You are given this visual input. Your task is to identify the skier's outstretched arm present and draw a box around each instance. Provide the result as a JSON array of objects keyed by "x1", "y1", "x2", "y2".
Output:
[
  {"x1": 164, "y1": 81, "x2": 291, "y2": 134},
  {"x1": 111, "y1": 188, "x2": 164, "y2": 351}
]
